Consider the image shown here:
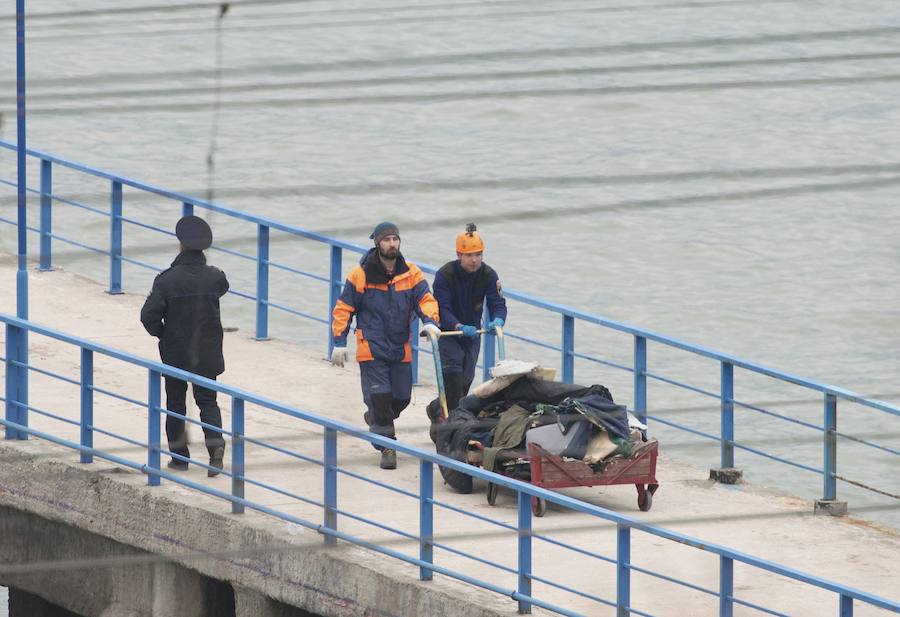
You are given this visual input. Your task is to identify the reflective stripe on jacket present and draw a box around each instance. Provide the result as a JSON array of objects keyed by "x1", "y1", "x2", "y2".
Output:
[{"x1": 332, "y1": 248, "x2": 439, "y2": 363}]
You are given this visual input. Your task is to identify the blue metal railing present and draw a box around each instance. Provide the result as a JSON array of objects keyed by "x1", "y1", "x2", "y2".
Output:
[
  {"x1": 2, "y1": 313, "x2": 898, "y2": 616},
  {"x1": 1, "y1": 140, "x2": 898, "y2": 509}
]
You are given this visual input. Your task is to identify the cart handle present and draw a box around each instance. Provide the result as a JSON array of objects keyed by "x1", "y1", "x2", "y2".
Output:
[{"x1": 418, "y1": 328, "x2": 490, "y2": 338}]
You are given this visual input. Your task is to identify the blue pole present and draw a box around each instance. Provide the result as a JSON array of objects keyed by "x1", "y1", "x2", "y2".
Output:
[
  {"x1": 719, "y1": 556, "x2": 733, "y2": 617},
  {"x1": 328, "y1": 245, "x2": 342, "y2": 358},
  {"x1": 824, "y1": 393, "x2": 837, "y2": 501},
  {"x1": 419, "y1": 460, "x2": 434, "y2": 581},
  {"x1": 616, "y1": 524, "x2": 631, "y2": 616},
  {"x1": 181, "y1": 201, "x2": 194, "y2": 218},
  {"x1": 561, "y1": 315, "x2": 575, "y2": 384},
  {"x1": 108, "y1": 180, "x2": 123, "y2": 294},
  {"x1": 840, "y1": 594, "x2": 853, "y2": 617},
  {"x1": 517, "y1": 491, "x2": 532, "y2": 614},
  {"x1": 39, "y1": 159, "x2": 52, "y2": 271},
  {"x1": 15, "y1": 0, "x2": 29, "y2": 441},
  {"x1": 721, "y1": 361, "x2": 734, "y2": 469},
  {"x1": 232, "y1": 396, "x2": 245, "y2": 514},
  {"x1": 255, "y1": 224, "x2": 269, "y2": 340},
  {"x1": 482, "y1": 304, "x2": 495, "y2": 382},
  {"x1": 80, "y1": 348, "x2": 93, "y2": 463},
  {"x1": 147, "y1": 369, "x2": 161, "y2": 486},
  {"x1": 633, "y1": 336, "x2": 647, "y2": 425},
  {"x1": 323, "y1": 427, "x2": 337, "y2": 545},
  {"x1": 4, "y1": 325, "x2": 19, "y2": 440},
  {"x1": 15, "y1": 0, "x2": 27, "y2": 320}
]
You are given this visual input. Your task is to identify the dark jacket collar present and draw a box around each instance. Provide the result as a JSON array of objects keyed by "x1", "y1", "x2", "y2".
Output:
[
  {"x1": 362, "y1": 247, "x2": 409, "y2": 285},
  {"x1": 171, "y1": 250, "x2": 207, "y2": 267},
  {"x1": 455, "y1": 260, "x2": 483, "y2": 278}
]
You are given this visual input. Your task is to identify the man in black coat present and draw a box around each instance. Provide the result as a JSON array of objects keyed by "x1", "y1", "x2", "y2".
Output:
[{"x1": 140, "y1": 215, "x2": 230, "y2": 476}]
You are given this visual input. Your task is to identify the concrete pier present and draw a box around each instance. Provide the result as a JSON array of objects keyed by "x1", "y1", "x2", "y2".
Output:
[{"x1": 1, "y1": 256, "x2": 899, "y2": 616}]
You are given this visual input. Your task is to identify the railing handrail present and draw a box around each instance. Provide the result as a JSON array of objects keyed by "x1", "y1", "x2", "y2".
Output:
[
  {"x1": 2, "y1": 139, "x2": 898, "y2": 419},
  {"x1": 1, "y1": 312, "x2": 898, "y2": 613}
]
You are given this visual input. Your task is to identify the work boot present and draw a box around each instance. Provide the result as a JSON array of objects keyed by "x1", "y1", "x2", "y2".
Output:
[
  {"x1": 380, "y1": 448, "x2": 397, "y2": 470},
  {"x1": 167, "y1": 458, "x2": 189, "y2": 471},
  {"x1": 208, "y1": 446, "x2": 225, "y2": 477}
]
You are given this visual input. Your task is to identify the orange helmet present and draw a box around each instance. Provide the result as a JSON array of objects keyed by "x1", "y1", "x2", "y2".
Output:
[{"x1": 455, "y1": 223, "x2": 484, "y2": 254}]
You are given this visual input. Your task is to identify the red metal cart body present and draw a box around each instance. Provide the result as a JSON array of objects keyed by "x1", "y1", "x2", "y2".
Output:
[{"x1": 487, "y1": 438, "x2": 660, "y2": 516}]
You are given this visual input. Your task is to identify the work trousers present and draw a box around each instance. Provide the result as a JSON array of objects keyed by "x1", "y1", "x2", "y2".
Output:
[
  {"x1": 360, "y1": 359, "x2": 412, "y2": 451},
  {"x1": 439, "y1": 335, "x2": 481, "y2": 410},
  {"x1": 165, "y1": 375, "x2": 225, "y2": 459}
]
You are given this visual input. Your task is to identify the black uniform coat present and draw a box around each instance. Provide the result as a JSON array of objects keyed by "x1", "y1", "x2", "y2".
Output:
[{"x1": 140, "y1": 250, "x2": 229, "y2": 377}]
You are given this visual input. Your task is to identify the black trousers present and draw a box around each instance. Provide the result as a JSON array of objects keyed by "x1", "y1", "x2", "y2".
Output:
[{"x1": 164, "y1": 376, "x2": 225, "y2": 459}]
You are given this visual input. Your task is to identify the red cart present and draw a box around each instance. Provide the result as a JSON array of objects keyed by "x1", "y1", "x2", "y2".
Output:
[
  {"x1": 420, "y1": 327, "x2": 659, "y2": 517},
  {"x1": 485, "y1": 439, "x2": 659, "y2": 516}
]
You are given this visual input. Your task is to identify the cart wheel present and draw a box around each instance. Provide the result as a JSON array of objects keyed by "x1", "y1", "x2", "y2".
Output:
[
  {"x1": 638, "y1": 488, "x2": 653, "y2": 512},
  {"x1": 532, "y1": 497, "x2": 547, "y2": 517},
  {"x1": 486, "y1": 482, "x2": 498, "y2": 506}
]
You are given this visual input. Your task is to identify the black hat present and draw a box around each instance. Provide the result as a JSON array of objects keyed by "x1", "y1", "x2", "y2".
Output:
[
  {"x1": 175, "y1": 215, "x2": 213, "y2": 251},
  {"x1": 369, "y1": 221, "x2": 400, "y2": 245}
]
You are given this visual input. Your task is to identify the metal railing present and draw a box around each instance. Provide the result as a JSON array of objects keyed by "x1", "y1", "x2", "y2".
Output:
[
  {"x1": 2, "y1": 313, "x2": 898, "y2": 616},
  {"x1": 1, "y1": 140, "x2": 898, "y2": 510}
]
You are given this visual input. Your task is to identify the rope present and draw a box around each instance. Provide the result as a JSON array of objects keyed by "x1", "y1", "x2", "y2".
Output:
[{"x1": 835, "y1": 475, "x2": 900, "y2": 500}]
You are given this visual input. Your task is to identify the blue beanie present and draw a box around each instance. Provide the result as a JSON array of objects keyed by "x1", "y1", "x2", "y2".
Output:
[{"x1": 370, "y1": 221, "x2": 400, "y2": 245}]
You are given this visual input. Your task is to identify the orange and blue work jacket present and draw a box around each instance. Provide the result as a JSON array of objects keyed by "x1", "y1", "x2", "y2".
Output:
[{"x1": 332, "y1": 248, "x2": 440, "y2": 363}]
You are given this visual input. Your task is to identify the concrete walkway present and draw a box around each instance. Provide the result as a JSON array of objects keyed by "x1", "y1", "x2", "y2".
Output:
[{"x1": 1, "y1": 255, "x2": 898, "y2": 617}]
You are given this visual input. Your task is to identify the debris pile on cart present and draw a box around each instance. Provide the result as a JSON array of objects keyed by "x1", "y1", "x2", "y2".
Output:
[{"x1": 428, "y1": 360, "x2": 659, "y2": 515}]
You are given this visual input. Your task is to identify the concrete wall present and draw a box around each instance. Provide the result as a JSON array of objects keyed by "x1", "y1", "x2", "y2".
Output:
[{"x1": 0, "y1": 441, "x2": 511, "y2": 617}]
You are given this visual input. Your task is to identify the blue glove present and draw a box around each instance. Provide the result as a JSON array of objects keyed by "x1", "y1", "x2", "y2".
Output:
[
  {"x1": 488, "y1": 318, "x2": 504, "y2": 331},
  {"x1": 457, "y1": 324, "x2": 478, "y2": 338}
]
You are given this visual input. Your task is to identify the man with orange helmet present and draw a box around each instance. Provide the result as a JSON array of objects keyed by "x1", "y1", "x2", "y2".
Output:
[
  {"x1": 330, "y1": 221, "x2": 441, "y2": 470},
  {"x1": 432, "y1": 223, "x2": 507, "y2": 412}
]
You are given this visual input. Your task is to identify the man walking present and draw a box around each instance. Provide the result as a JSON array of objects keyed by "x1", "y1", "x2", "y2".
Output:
[
  {"x1": 433, "y1": 223, "x2": 507, "y2": 411},
  {"x1": 140, "y1": 215, "x2": 230, "y2": 477},
  {"x1": 330, "y1": 222, "x2": 440, "y2": 469}
]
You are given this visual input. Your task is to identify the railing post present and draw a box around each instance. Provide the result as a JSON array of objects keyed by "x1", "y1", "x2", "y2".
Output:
[
  {"x1": 255, "y1": 224, "x2": 270, "y2": 340},
  {"x1": 719, "y1": 556, "x2": 733, "y2": 617},
  {"x1": 616, "y1": 524, "x2": 631, "y2": 617},
  {"x1": 419, "y1": 460, "x2": 434, "y2": 581},
  {"x1": 561, "y1": 314, "x2": 575, "y2": 384},
  {"x1": 633, "y1": 336, "x2": 647, "y2": 425},
  {"x1": 107, "y1": 180, "x2": 123, "y2": 294},
  {"x1": 181, "y1": 201, "x2": 194, "y2": 218},
  {"x1": 328, "y1": 245, "x2": 342, "y2": 358},
  {"x1": 80, "y1": 348, "x2": 93, "y2": 463},
  {"x1": 482, "y1": 304, "x2": 495, "y2": 382},
  {"x1": 231, "y1": 396, "x2": 245, "y2": 514},
  {"x1": 39, "y1": 158, "x2": 52, "y2": 271},
  {"x1": 5, "y1": 324, "x2": 29, "y2": 441},
  {"x1": 711, "y1": 362, "x2": 742, "y2": 483},
  {"x1": 720, "y1": 362, "x2": 734, "y2": 469},
  {"x1": 147, "y1": 369, "x2": 161, "y2": 486},
  {"x1": 824, "y1": 393, "x2": 837, "y2": 501},
  {"x1": 516, "y1": 491, "x2": 532, "y2": 614},
  {"x1": 839, "y1": 594, "x2": 853, "y2": 617},
  {"x1": 410, "y1": 315, "x2": 420, "y2": 386},
  {"x1": 323, "y1": 427, "x2": 337, "y2": 545},
  {"x1": 4, "y1": 324, "x2": 21, "y2": 440},
  {"x1": 814, "y1": 394, "x2": 846, "y2": 514}
]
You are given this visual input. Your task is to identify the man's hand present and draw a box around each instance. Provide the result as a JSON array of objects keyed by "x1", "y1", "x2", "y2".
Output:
[
  {"x1": 330, "y1": 346, "x2": 348, "y2": 367},
  {"x1": 422, "y1": 323, "x2": 441, "y2": 338},
  {"x1": 488, "y1": 318, "x2": 504, "y2": 331},
  {"x1": 457, "y1": 324, "x2": 478, "y2": 338}
]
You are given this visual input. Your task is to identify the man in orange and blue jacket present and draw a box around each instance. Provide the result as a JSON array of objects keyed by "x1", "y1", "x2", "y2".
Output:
[{"x1": 330, "y1": 222, "x2": 441, "y2": 469}]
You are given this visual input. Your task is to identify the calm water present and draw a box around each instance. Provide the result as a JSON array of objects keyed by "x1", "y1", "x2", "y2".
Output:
[{"x1": 1, "y1": 4, "x2": 900, "y2": 609}]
